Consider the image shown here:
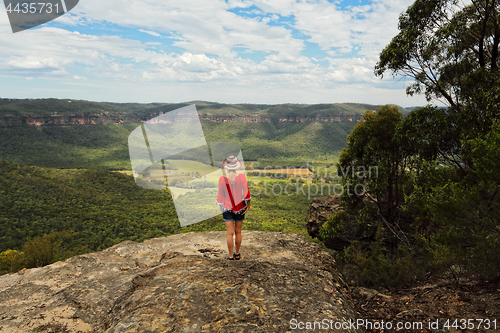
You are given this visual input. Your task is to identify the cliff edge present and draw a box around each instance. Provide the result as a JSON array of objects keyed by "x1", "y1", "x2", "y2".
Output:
[{"x1": 0, "y1": 231, "x2": 362, "y2": 332}]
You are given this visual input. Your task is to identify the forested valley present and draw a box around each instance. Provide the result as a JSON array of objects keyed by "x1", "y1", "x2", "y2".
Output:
[{"x1": 0, "y1": 101, "x2": 367, "y2": 274}]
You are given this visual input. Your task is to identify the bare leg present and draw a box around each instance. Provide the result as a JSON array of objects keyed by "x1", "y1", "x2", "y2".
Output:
[
  {"x1": 234, "y1": 221, "x2": 243, "y2": 255},
  {"x1": 225, "y1": 221, "x2": 235, "y2": 258}
]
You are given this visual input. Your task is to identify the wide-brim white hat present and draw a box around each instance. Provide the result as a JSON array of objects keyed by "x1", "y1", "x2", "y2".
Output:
[{"x1": 223, "y1": 155, "x2": 242, "y2": 170}]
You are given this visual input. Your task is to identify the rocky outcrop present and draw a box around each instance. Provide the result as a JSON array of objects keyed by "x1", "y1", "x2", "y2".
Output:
[
  {"x1": 200, "y1": 115, "x2": 272, "y2": 123},
  {"x1": 0, "y1": 115, "x2": 138, "y2": 127},
  {"x1": 306, "y1": 195, "x2": 344, "y2": 240},
  {"x1": 307, "y1": 195, "x2": 376, "y2": 251},
  {"x1": 0, "y1": 115, "x2": 361, "y2": 126},
  {"x1": 0, "y1": 231, "x2": 362, "y2": 333},
  {"x1": 0, "y1": 113, "x2": 361, "y2": 127}
]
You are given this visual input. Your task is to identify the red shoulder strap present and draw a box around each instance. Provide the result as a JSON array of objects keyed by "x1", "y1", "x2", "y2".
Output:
[{"x1": 224, "y1": 177, "x2": 237, "y2": 209}]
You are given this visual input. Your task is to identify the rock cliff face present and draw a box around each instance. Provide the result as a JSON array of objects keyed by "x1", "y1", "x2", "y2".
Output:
[
  {"x1": 0, "y1": 231, "x2": 362, "y2": 333},
  {"x1": 306, "y1": 195, "x2": 344, "y2": 240},
  {"x1": 307, "y1": 195, "x2": 376, "y2": 251},
  {"x1": 0, "y1": 114, "x2": 361, "y2": 126},
  {"x1": 0, "y1": 115, "x2": 138, "y2": 127}
]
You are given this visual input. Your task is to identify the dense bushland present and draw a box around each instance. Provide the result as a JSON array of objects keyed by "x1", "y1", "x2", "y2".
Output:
[{"x1": 0, "y1": 160, "x2": 179, "y2": 256}]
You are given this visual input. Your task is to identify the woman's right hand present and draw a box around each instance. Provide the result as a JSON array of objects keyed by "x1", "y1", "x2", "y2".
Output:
[{"x1": 243, "y1": 202, "x2": 251, "y2": 214}]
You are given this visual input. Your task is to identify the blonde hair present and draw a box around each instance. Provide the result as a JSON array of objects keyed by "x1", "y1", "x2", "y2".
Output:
[
  {"x1": 227, "y1": 170, "x2": 236, "y2": 185},
  {"x1": 227, "y1": 170, "x2": 237, "y2": 185}
]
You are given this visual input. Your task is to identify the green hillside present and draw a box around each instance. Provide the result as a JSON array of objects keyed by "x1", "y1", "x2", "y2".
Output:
[
  {"x1": 0, "y1": 98, "x2": 406, "y2": 170},
  {"x1": 202, "y1": 120, "x2": 355, "y2": 162},
  {"x1": 0, "y1": 123, "x2": 137, "y2": 170},
  {"x1": 0, "y1": 121, "x2": 353, "y2": 169},
  {"x1": 0, "y1": 98, "x2": 179, "y2": 117}
]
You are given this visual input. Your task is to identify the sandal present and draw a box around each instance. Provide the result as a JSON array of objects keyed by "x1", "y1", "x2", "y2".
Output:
[
  {"x1": 227, "y1": 257, "x2": 234, "y2": 260},
  {"x1": 234, "y1": 253, "x2": 241, "y2": 260}
]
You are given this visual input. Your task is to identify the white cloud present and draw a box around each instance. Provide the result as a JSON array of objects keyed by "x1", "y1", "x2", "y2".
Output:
[
  {"x1": 0, "y1": 27, "x2": 154, "y2": 79},
  {"x1": 139, "y1": 29, "x2": 162, "y2": 37},
  {"x1": 64, "y1": 0, "x2": 303, "y2": 57},
  {"x1": 0, "y1": 0, "x2": 424, "y2": 106},
  {"x1": 324, "y1": 57, "x2": 376, "y2": 83}
]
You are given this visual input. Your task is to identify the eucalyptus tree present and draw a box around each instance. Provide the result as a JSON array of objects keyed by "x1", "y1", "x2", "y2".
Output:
[
  {"x1": 375, "y1": 0, "x2": 499, "y2": 108},
  {"x1": 372, "y1": 0, "x2": 500, "y2": 278}
]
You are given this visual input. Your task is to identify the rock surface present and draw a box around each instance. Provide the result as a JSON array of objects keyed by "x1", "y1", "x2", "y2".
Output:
[
  {"x1": 306, "y1": 194, "x2": 344, "y2": 239},
  {"x1": 0, "y1": 231, "x2": 363, "y2": 333}
]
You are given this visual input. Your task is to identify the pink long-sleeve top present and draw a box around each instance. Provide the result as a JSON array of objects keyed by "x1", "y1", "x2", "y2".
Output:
[{"x1": 216, "y1": 173, "x2": 251, "y2": 214}]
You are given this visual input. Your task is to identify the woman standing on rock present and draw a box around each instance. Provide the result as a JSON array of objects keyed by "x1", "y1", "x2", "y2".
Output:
[{"x1": 216, "y1": 155, "x2": 251, "y2": 260}]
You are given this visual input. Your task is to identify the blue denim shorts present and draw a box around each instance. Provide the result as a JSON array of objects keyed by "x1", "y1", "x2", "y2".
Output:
[{"x1": 222, "y1": 211, "x2": 245, "y2": 222}]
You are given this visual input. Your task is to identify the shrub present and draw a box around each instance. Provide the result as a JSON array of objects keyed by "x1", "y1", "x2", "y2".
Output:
[
  {"x1": 340, "y1": 224, "x2": 432, "y2": 289},
  {"x1": 319, "y1": 210, "x2": 349, "y2": 241},
  {"x1": 23, "y1": 233, "x2": 63, "y2": 269},
  {"x1": 0, "y1": 249, "x2": 25, "y2": 274}
]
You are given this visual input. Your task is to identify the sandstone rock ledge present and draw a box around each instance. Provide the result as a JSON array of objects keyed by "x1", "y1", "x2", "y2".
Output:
[{"x1": 0, "y1": 231, "x2": 362, "y2": 333}]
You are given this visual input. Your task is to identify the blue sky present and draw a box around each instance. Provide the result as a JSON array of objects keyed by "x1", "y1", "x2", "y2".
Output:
[{"x1": 0, "y1": 0, "x2": 427, "y2": 106}]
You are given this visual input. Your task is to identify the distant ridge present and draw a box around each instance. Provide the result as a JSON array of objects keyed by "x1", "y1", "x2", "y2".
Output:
[
  {"x1": 0, "y1": 98, "x2": 408, "y2": 169},
  {"x1": 0, "y1": 98, "x2": 406, "y2": 123}
]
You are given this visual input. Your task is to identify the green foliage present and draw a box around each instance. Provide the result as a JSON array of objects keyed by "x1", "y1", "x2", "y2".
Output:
[
  {"x1": 375, "y1": 0, "x2": 500, "y2": 106},
  {"x1": 337, "y1": 105, "x2": 412, "y2": 224},
  {"x1": 328, "y1": 0, "x2": 500, "y2": 288},
  {"x1": 0, "y1": 160, "x2": 181, "y2": 255},
  {"x1": 409, "y1": 120, "x2": 500, "y2": 280},
  {"x1": 329, "y1": 105, "x2": 500, "y2": 286},
  {"x1": 459, "y1": 69, "x2": 500, "y2": 139},
  {"x1": 398, "y1": 105, "x2": 464, "y2": 171},
  {"x1": 0, "y1": 231, "x2": 73, "y2": 273},
  {"x1": 341, "y1": 226, "x2": 431, "y2": 289},
  {"x1": 0, "y1": 249, "x2": 25, "y2": 275},
  {"x1": 319, "y1": 210, "x2": 349, "y2": 240},
  {"x1": 22, "y1": 232, "x2": 68, "y2": 269},
  {"x1": 0, "y1": 123, "x2": 134, "y2": 170}
]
